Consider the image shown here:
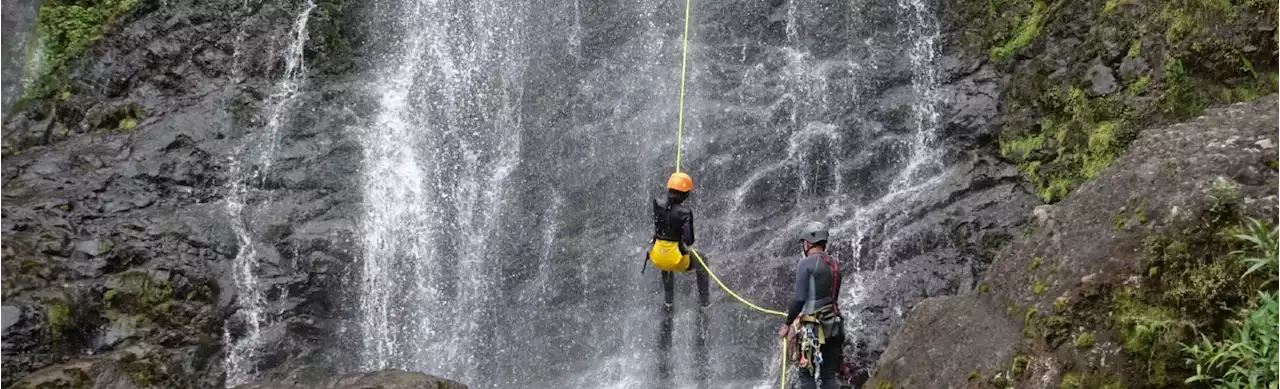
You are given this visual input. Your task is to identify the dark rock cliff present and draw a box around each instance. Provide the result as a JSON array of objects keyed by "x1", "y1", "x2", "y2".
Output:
[
  {"x1": 864, "y1": 95, "x2": 1278, "y2": 388},
  {"x1": 2, "y1": 0, "x2": 371, "y2": 387}
]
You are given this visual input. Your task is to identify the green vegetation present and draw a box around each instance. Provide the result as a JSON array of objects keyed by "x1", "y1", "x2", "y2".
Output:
[
  {"x1": 28, "y1": 0, "x2": 137, "y2": 100},
  {"x1": 94, "y1": 104, "x2": 147, "y2": 133},
  {"x1": 104, "y1": 271, "x2": 174, "y2": 321},
  {"x1": 1011, "y1": 354, "x2": 1030, "y2": 378},
  {"x1": 1185, "y1": 292, "x2": 1278, "y2": 389},
  {"x1": 1032, "y1": 278, "x2": 1048, "y2": 295},
  {"x1": 969, "y1": 371, "x2": 980, "y2": 381},
  {"x1": 979, "y1": 282, "x2": 990, "y2": 293},
  {"x1": 48, "y1": 301, "x2": 71, "y2": 341},
  {"x1": 1029, "y1": 257, "x2": 1043, "y2": 271},
  {"x1": 877, "y1": 381, "x2": 893, "y2": 389},
  {"x1": 1228, "y1": 218, "x2": 1280, "y2": 282},
  {"x1": 1184, "y1": 220, "x2": 1278, "y2": 389},
  {"x1": 989, "y1": 0, "x2": 1047, "y2": 59},
  {"x1": 1061, "y1": 372, "x2": 1125, "y2": 389},
  {"x1": 1074, "y1": 332, "x2": 1096, "y2": 348},
  {"x1": 1053, "y1": 296, "x2": 1068, "y2": 313},
  {"x1": 1000, "y1": 87, "x2": 1133, "y2": 202}
]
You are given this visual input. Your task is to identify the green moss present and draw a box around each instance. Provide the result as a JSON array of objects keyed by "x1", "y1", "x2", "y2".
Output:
[
  {"x1": 1000, "y1": 133, "x2": 1045, "y2": 161},
  {"x1": 877, "y1": 381, "x2": 893, "y2": 389},
  {"x1": 979, "y1": 282, "x2": 991, "y2": 293},
  {"x1": 1029, "y1": 257, "x2": 1043, "y2": 271},
  {"x1": 1043, "y1": 314, "x2": 1072, "y2": 346},
  {"x1": 1102, "y1": 0, "x2": 1126, "y2": 15},
  {"x1": 1023, "y1": 307, "x2": 1039, "y2": 337},
  {"x1": 1060, "y1": 372, "x2": 1084, "y2": 389},
  {"x1": 990, "y1": 0, "x2": 1047, "y2": 59},
  {"x1": 105, "y1": 271, "x2": 174, "y2": 321},
  {"x1": 1011, "y1": 354, "x2": 1030, "y2": 378},
  {"x1": 29, "y1": 0, "x2": 138, "y2": 100},
  {"x1": 48, "y1": 301, "x2": 71, "y2": 341},
  {"x1": 1032, "y1": 278, "x2": 1048, "y2": 295},
  {"x1": 1126, "y1": 39, "x2": 1142, "y2": 58},
  {"x1": 1134, "y1": 199, "x2": 1148, "y2": 224},
  {"x1": 1074, "y1": 332, "x2": 1096, "y2": 348},
  {"x1": 968, "y1": 371, "x2": 980, "y2": 381},
  {"x1": 1125, "y1": 75, "x2": 1151, "y2": 96},
  {"x1": 1053, "y1": 296, "x2": 1068, "y2": 313}
]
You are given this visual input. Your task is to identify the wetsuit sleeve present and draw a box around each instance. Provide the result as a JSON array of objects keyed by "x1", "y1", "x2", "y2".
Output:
[
  {"x1": 786, "y1": 259, "x2": 810, "y2": 324},
  {"x1": 683, "y1": 210, "x2": 695, "y2": 246}
]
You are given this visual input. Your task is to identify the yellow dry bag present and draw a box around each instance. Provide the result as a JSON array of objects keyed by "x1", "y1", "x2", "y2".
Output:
[{"x1": 649, "y1": 239, "x2": 691, "y2": 272}]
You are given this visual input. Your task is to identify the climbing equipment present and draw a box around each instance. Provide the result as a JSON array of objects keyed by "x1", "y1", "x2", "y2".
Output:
[
  {"x1": 667, "y1": 172, "x2": 694, "y2": 192},
  {"x1": 649, "y1": 240, "x2": 691, "y2": 272}
]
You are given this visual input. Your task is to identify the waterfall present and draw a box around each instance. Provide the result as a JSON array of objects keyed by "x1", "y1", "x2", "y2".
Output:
[
  {"x1": 347, "y1": 0, "x2": 951, "y2": 387},
  {"x1": 222, "y1": 1, "x2": 317, "y2": 386},
  {"x1": 355, "y1": 0, "x2": 527, "y2": 383}
]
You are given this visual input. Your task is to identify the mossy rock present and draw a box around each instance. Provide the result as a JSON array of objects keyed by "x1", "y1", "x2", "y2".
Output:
[{"x1": 103, "y1": 270, "x2": 174, "y2": 323}]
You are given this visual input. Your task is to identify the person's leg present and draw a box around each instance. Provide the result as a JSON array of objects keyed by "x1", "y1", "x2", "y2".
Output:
[
  {"x1": 695, "y1": 263, "x2": 710, "y2": 308},
  {"x1": 817, "y1": 335, "x2": 843, "y2": 388},
  {"x1": 662, "y1": 271, "x2": 675, "y2": 308},
  {"x1": 796, "y1": 369, "x2": 817, "y2": 389}
]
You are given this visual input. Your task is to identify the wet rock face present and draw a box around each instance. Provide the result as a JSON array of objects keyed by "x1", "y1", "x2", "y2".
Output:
[
  {"x1": 234, "y1": 370, "x2": 468, "y2": 389},
  {"x1": 1, "y1": 0, "x2": 369, "y2": 387},
  {"x1": 864, "y1": 95, "x2": 1279, "y2": 389},
  {"x1": 1, "y1": 0, "x2": 40, "y2": 116}
]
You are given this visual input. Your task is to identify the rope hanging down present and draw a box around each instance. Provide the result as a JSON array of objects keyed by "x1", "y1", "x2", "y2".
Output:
[
  {"x1": 673, "y1": 1, "x2": 788, "y2": 387},
  {"x1": 674, "y1": 0, "x2": 692, "y2": 172}
]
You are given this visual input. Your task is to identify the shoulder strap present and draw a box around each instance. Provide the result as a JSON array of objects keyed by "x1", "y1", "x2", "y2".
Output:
[{"x1": 817, "y1": 253, "x2": 840, "y2": 312}]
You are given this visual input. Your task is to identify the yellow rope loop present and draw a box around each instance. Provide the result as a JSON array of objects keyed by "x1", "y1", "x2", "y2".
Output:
[{"x1": 689, "y1": 249, "x2": 786, "y2": 317}]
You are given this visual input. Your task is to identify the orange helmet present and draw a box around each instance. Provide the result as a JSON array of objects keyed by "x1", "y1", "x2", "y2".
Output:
[{"x1": 666, "y1": 172, "x2": 694, "y2": 192}]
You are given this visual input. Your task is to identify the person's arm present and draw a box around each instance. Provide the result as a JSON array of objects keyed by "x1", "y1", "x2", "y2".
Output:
[
  {"x1": 683, "y1": 210, "x2": 696, "y2": 247},
  {"x1": 785, "y1": 259, "x2": 810, "y2": 324}
]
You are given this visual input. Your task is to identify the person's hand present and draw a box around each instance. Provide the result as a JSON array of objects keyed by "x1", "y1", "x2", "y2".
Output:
[{"x1": 778, "y1": 324, "x2": 790, "y2": 339}]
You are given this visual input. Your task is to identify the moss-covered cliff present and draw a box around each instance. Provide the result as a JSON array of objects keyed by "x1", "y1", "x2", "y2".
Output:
[
  {"x1": 945, "y1": 0, "x2": 1277, "y2": 202},
  {"x1": 864, "y1": 95, "x2": 1277, "y2": 389}
]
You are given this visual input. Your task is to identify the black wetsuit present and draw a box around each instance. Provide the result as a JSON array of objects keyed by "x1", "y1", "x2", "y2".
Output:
[
  {"x1": 787, "y1": 250, "x2": 844, "y2": 389},
  {"x1": 652, "y1": 194, "x2": 709, "y2": 307}
]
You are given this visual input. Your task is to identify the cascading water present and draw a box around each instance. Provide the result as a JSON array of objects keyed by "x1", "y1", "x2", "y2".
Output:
[
  {"x1": 222, "y1": 1, "x2": 316, "y2": 386},
  {"x1": 347, "y1": 0, "x2": 952, "y2": 387},
  {"x1": 355, "y1": 0, "x2": 528, "y2": 383}
]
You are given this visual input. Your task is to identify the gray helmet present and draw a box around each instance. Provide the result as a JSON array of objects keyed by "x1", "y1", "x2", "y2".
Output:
[{"x1": 797, "y1": 221, "x2": 829, "y2": 244}]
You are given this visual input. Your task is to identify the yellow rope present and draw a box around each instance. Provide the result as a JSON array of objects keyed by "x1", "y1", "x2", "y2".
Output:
[
  {"x1": 690, "y1": 249, "x2": 785, "y2": 316},
  {"x1": 780, "y1": 339, "x2": 788, "y2": 389},
  {"x1": 674, "y1": 0, "x2": 692, "y2": 172},
  {"x1": 672, "y1": 3, "x2": 789, "y2": 387}
]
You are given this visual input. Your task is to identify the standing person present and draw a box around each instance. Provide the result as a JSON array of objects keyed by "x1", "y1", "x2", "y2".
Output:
[
  {"x1": 647, "y1": 172, "x2": 710, "y2": 310},
  {"x1": 779, "y1": 221, "x2": 845, "y2": 389}
]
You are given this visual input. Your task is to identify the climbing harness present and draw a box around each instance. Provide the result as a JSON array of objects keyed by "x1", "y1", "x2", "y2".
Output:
[{"x1": 649, "y1": 239, "x2": 691, "y2": 272}]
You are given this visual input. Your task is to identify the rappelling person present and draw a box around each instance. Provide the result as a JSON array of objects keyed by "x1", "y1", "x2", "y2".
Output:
[
  {"x1": 778, "y1": 221, "x2": 845, "y2": 389},
  {"x1": 647, "y1": 171, "x2": 710, "y2": 311}
]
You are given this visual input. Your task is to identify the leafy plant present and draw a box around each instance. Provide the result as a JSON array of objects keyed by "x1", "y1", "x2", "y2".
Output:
[
  {"x1": 1184, "y1": 292, "x2": 1278, "y2": 389},
  {"x1": 1231, "y1": 219, "x2": 1278, "y2": 287}
]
